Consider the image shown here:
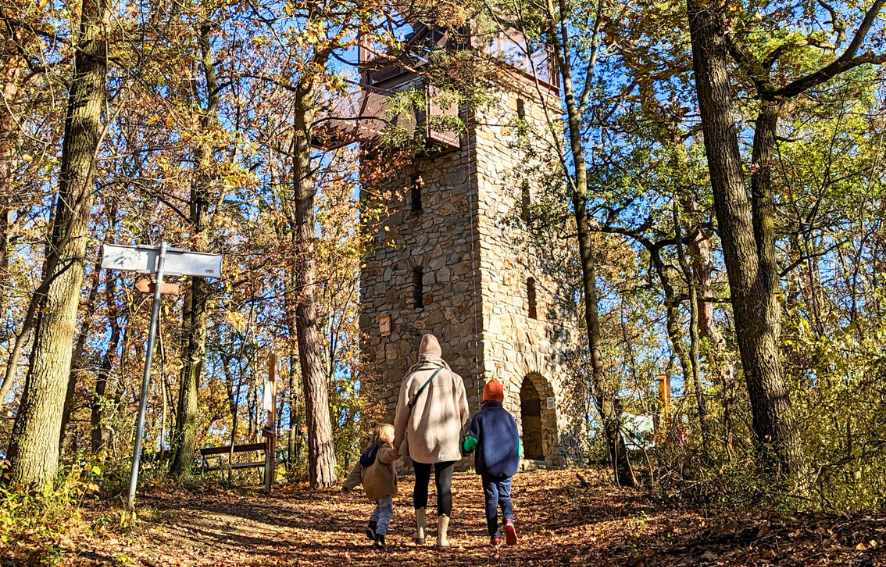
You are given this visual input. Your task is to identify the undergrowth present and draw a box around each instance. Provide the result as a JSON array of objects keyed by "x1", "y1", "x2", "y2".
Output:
[{"x1": 0, "y1": 459, "x2": 103, "y2": 565}]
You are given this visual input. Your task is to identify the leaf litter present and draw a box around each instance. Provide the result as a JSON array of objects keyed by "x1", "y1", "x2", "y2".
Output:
[{"x1": 60, "y1": 468, "x2": 884, "y2": 566}]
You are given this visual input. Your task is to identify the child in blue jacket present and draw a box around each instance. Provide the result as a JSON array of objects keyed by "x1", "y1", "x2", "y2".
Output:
[{"x1": 462, "y1": 378, "x2": 521, "y2": 546}]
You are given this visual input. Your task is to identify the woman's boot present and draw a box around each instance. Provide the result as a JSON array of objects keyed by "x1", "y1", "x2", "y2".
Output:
[
  {"x1": 437, "y1": 514, "x2": 450, "y2": 547},
  {"x1": 414, "y1": 507, "x2": 426, "y2": 545}
]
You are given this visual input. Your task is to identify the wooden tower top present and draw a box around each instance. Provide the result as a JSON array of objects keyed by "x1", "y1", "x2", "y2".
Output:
[{"x1": 313, "y1": 22, "x2": 558, "y2": 150}]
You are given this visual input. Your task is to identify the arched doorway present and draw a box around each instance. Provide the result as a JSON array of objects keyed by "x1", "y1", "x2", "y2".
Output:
[{"x1": 520, "y1": 377, "x2": 545, "y2": 460}]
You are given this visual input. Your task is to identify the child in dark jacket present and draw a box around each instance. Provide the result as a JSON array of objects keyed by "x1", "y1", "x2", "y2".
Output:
[{"x1": 462, "y1": 378, "x2": 522, "y2": 547}]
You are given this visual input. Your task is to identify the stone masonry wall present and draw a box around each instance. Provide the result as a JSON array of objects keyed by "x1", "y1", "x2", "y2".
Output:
[
  {"x1": 472, "y1": 74, "x2": 580, "y2": 466},
  {"x1": 358, "y1": 132, "x2": 485, "y2": 423},
  {"x1": 359, "y1": 72, "x2": 580, "y2": 466}
]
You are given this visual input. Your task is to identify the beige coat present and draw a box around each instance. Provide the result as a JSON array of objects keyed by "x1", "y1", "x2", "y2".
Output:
[
  {"x1": 393, "y1": 335, "x2": 470, "y2": 464},
  {"x1": 342, "y1": 443, "x2": 398, "y2": 500}
]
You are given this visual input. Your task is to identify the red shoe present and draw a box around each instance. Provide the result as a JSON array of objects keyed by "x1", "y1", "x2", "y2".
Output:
[
  {"x1": 490, "y1": 534, "x2": 503, "y2": 547},
  {"x1": 504, "y1": 519, "x2": 517, "y2": 545}
]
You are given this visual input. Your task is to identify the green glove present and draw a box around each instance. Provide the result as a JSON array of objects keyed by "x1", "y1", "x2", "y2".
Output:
[{"x1": 462, "y1": 434, "x2": 478, "y2": 454}]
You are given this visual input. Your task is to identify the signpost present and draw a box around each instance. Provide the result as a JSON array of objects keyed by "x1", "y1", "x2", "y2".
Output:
[
  {"x1": 263, "y1": 353, "x2": 277, "y2": 494},
  {"x1": 134, "y1": 277, "x2": 180, "y2": 295},
  {"x1": 101, "y1": 242, "x2": 222, "y2": 509},
  {"x1": 101, "y1": 244, "x2": 222, "y2": 278}
]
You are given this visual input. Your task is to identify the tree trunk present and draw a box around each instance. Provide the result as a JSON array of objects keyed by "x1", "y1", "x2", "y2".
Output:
[
  {"x1": 683, "y1": 201, "x2": 736, "y2": 452},
  {"x1": 0, "y1": 38, "x2": 32, "y2": 405},
  {"x1": 157, "y1": 323, "x2": 170, "y2": 453},
  {"x1": 91, "y1": 269, "x2": 121, "y2": 453},
  {"x1": 292, "y1": 84, "x2": 337, "y2": 488},
  {"x1": 685, "y1": 1, "x2": 801, "y2": 478},
  {"x1": 247, "y1": 380, "x2": 257, "y2": 441},
  {"x1": 649, "y1": 243, "x2": 702, "y2": 437},
  {"x1": 170, "y1": 279, "x2": 208, "y2": 476},
  {"x1": 548, "y1": 0, "x2": 635, "y2": 487},
  {"x1": 106, "y1": 321, "x2": 130, "y2": 456},
  {"x1": 222, "y1": 355, "x2": 240, "y2": 483},
  {"x1": 283, "y1": 237, "x2": 303, "y2": 471},
  {"x1": 7, "y1": 0, "x2": 108, "y2": 487},
  {"x1": 170, "y1": 22, "x2": 217, "y2": 478},
  {"x1": 0, "y1": 209, "x2": 12, "y2": 401},
  {"x1": 58, "y1": 258, "x2": 102, "y2": 455},
  {"x1": 0, "y1": 42, "x2": 20, "y2": 360},
  {"x1": 673, "y1": 202, "x2": 711, "y2": 453},
  {"x1": 287, "y1": 349, "x2": 300, "y2": 470}
]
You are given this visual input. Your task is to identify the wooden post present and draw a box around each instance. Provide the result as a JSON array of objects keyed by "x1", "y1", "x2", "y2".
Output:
[
  {"x1": 263, "y1": 353, "x2": 277, "y2": 494},
  {"x1": 658, "y1": 374, "x2": 671, "y2": 410},
  {"x1": 657, "y1": 374, "x2": 671, "y2": 436}
]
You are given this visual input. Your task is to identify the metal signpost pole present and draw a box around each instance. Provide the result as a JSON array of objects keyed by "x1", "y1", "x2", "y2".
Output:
[
  {"x1": 102, "y1": 240, "x2": 219, "y2": 508},
  {"x1": 128, "y1": 241, "x2": 167, "y2": 509}
]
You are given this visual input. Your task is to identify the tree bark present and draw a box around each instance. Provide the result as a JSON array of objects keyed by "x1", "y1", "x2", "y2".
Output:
[
  {"x1": 170, "y1": 22, "x2": 217, "y2": 478},
  {"x1": 685, "y1": 0, "x2": 801, "y2": 478},
  {"x1": 292, "y1": 84, "x2": 337, "y2": 488},
  {"x1": 0, "y1": 220, "x2": 13, "y2": 402},
  {"x1": 548, "y1": 0, "x2": 635, "y2": 486},
  {"x1": 7, "y1": 0, "x2": 108, "y2": 487}
]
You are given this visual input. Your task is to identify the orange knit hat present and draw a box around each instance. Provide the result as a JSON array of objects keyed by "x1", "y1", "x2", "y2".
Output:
[{"x1": 482, "y1": 379, "x2": 504, "y2": 402}]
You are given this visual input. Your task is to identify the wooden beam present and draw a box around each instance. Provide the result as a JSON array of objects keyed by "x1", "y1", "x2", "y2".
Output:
[{"x1": 199, "y1": 442, "x2": 266, "y2": 457}]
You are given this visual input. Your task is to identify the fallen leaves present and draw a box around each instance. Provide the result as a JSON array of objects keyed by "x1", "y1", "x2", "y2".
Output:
[{"x1": 46, "y1": 468, "x2": 886, "y2": 566}]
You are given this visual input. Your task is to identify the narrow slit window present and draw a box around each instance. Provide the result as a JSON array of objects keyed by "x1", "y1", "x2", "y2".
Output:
[
  {"x1": 521, "y1": 181, "x2": 531, "y2": 224},
  {"x1": 413, "y1": 266, "x2": 424, "y2": 309},
  {"x1": 516, "y1": 98, "x2": 526, "y2": 121},
  {"x1": 527, "y1": 277, "x2": 537, "y2": 319},
  {"x1": 410, "y1": 175, "x2": 423, "y2": 212}
]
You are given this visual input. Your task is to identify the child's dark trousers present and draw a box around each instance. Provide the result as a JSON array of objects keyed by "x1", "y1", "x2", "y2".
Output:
[{"x1": 481, "y1": 473, "x2": 513, "y2": 536}]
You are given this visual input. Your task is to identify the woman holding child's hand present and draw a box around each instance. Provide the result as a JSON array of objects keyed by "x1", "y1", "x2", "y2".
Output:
[{"x1": 393, "y1": 334, "x2": 469, "y2": 547}]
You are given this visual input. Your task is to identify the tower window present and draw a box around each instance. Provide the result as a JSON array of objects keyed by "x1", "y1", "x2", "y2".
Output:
[
  {"x1": 413, "y1": 266, "x2": 424, "y2": 309},
  {"x1": 517, "y1": 98, "x2": 525, "y2": 121},
  {"x1": 527, "y1": 277, "x2": 537, "y2": 319},
  {"x1": 410, "y1": 175, "x2": 423, "y2": 212},
  {"x1": 521, "y1": 181, "x2": 531, "y2": 224}
]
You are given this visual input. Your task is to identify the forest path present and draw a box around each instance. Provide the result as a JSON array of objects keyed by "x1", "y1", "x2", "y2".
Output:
[{"x1": 66, "y1": 468, "x2": 880, "y2": 566}]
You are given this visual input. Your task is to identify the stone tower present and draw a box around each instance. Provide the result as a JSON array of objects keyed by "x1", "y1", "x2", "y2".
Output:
[{"x1": 340, "y1": 25, "x2": 580, "y2": 466}]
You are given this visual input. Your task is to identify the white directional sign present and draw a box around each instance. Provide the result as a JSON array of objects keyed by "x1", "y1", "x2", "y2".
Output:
[
  {"x1": 101, "y1": 244, "x2": 222, "y2": 278},
  {"x1": 163, "y1": 248, "x2": 223, "y2": 278},
  {"x1": 102, "y1": 241, "x2": 223, "y2": 509},
  {"x1": 101, "y1": 244, "x2": 153, "y2": 273},
  {"x1": 262, "y1": 381, "x2": 274, "y2": 413}
]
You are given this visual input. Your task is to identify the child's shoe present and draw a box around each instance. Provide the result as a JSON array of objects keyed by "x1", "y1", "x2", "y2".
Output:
[
  {"x1": 365, "y1": 520, "x2": 376, "y2": 541},
  {"x1": 504, "y1": 519, "x2": 518, "y2": 546},
  {"x1": 374, "y1": 534, "x2": 386, "y2": 550},
  {"x1": 490, "y1": 534, "x2": 503, "y2": 547}
]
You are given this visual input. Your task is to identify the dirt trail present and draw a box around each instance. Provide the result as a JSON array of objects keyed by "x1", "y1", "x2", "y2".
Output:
[{"x1": 65, "y1": 468, "x2": 882, "y2": 566}]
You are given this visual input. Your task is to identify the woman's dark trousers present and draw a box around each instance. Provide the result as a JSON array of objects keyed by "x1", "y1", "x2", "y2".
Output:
[{"x1": 413, "y1": 461, "x2": 455, "y2": 515}]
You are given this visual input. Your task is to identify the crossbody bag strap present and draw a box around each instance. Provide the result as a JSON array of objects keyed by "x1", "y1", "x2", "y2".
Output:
[{"x1": 408, "y1": 367, "x2": 444, "y2": 410}]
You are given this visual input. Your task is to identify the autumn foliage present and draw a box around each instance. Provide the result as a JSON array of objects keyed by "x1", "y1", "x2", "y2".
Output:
[{"x1": 0, "y1": 0, "x2": 884, "y2": 564}]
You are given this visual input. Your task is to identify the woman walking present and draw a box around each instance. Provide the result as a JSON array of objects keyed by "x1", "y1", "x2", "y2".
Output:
[{"x1": 393, "y1": 334, "x2": 469, "y2": 547}]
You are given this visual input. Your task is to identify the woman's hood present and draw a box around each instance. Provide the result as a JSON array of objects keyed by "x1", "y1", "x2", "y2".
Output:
[{"x1": 417, "y1": 333, "x2": 443, "y2": 361}]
